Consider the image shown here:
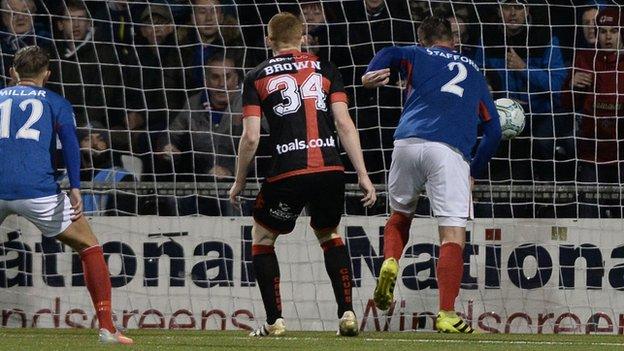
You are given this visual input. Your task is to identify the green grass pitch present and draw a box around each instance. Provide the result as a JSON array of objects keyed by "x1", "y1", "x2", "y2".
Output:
[{"x1": 1, "y1": 329, "x2": 624, "y2": 351}]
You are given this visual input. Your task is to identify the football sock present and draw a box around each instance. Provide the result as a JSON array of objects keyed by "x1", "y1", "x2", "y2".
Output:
[
  {"x1": 383, "y1": 212, "x2": 411, "y2": 261},
  {"x1": 321, "y1": 238, "x2": 353, "y2": 318},
  {"x1": 79, "y1": 245, "x2": 115, "y2": 333},
  {"x1": 252, "y1": 245, "x2": 282, "y2": 325},
  {"x1": 437, "y1": 242, "x2": 464, "y2": 312}
]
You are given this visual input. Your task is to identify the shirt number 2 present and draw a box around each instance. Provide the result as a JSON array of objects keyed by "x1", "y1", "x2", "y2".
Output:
[{"x1": 440, "y1": 62, "x2": 467, "y2": 98}]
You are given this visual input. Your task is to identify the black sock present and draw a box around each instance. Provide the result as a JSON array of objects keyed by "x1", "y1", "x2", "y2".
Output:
[
  {"x1": 322, "y1": 240, "x2": 354, "y2": 318},
  {"x1": 252, "y1": 246, "x2": 282, "y2": 325}
]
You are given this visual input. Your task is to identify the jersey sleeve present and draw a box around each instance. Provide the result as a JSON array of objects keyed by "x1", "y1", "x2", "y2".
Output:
[
  {"x1": 478, "y1": 90, "x2": 498, "y2": 123},
  {"x1": 366, "y1": 46, "x2": 416, "y2": 83},
  {"x1": 56, "y1": 98, "x2": 77, "y2": 127},
  {"x1": 56, "y1": 99, "x2": 81, "y2": 189},
  {"x1": 242, "y1": 72, "x2": 262, "y2": 118},
  {"x1": 366, "y1": 46, "x2": 414, "y2": 71},
  {"x1": 326, "y1": 62, "x2": 348, "y2": 104},
  {"x1": 470, "y1": 84, "x2": 502, "y2": 178}
]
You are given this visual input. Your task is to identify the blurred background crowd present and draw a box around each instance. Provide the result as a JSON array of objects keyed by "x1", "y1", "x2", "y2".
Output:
[{"x1": 0, "y1": 0, "x2": 621, "y2": 217}]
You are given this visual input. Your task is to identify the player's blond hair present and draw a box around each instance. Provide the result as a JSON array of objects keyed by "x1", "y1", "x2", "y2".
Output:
[
  {"x1": 12, "y1": 46, "x2": 49, "y2": 79},
  {"x1": 268, "y1": 12, "x2": 303, "y2": 50}
]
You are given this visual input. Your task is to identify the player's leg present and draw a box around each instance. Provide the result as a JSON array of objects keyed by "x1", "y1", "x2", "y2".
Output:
[
  {"x1": 434, "y1": 223, "x2": 473, "y2": 333},
  {"x1": 313, "y1": 227, "x2": 358, "y2": 336},
  {"x1": 375, "y1": 141, "x2": 423, "y2": 310},
  {"x1": 249, "y1": 180, "x2": 303, "y2": 337},
  {"x1": 16, "y1": 194, "x2": 132, "y2": 344},
  {"x1": 249, "y1": 223, "x2": 285, "y2": 337},
  {"x1": 423, "y1": 143, "x2": 474, "y2": 333},
  {"x1": 383, "y1": 210, "x2": 412, "y2": 261},
  {"x1": 308, "y1": 172, "x2": 357, "y2": 336}
]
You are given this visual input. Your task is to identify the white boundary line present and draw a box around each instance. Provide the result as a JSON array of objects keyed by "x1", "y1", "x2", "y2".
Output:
[{"x1": 233, "y1": 336, "x2": 624, "y2": 347}]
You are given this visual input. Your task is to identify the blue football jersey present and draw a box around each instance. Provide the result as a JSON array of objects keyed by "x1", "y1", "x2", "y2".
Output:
[
  {"x1": 0, "y1": 85, "x2": 76, "y2": 200},
  {"x1": 367, "y1": 45, "x2": 500, "y2": 161}
]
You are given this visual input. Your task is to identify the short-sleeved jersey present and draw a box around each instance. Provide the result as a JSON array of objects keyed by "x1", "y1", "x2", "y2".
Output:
[
  {"x1": 242, "y1": 50, "x2": 347, "y2": 182},
  {"x1": 367, "y1": 45, "x2": 499, "y2": 161},
  {"x1": 0, "y1": 86, "x2": 75, "y2": 200}
]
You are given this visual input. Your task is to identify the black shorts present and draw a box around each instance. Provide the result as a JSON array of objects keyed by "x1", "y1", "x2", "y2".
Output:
[{"x1": 253, "y1": 171, "x2": 345, "y2": 234}]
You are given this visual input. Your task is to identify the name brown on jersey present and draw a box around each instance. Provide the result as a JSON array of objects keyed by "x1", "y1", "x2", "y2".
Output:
[{"x1": 242, "y1": 50, "x2": 348, "y2": 182}]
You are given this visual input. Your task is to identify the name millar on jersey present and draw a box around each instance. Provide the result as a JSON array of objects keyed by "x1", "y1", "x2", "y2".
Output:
[
  {"x1": 426, "y1": 48, "x2": 479, "y2": 70},
  {"x1": 0, "y1": 89, "x2": 46, "y2": 97},
  {"x1": 264, "y1": 60, "x2": 321, "y2": 75}
]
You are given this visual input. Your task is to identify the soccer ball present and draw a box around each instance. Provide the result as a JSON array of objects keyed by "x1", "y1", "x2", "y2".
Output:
[{"x1": 495, "y1": 98, "x2": 526, "y2": 140}]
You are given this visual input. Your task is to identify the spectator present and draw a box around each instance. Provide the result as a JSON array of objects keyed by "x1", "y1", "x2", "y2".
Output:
[
  {"x1": 124, "y1": 4, "x2": 185, "y2": 151},
  {"x1": 579, "y1": 6, "x2": 599, "y2": 48},
  {"x1": 561, "y1": 7, "x2": 624, "y2": 218},
  {"x1": 169, "y1": 54, "x2": 242, "y2": 180},
  {"x1": 0, "y1": 0, "x2": 54, "y2": 86},
  {"x1": 434, "y1": 7, "x2": 474, "y2": 58},
  {"x1": 342, "y1": 0, "x2": 416, "y2": 184},
  {"x1": 409, "y1": 0, "x2": 430, "y2": 23},
  {"x1": 298, "y1": 1, "x2": 349, "y2": 68},
  {"x1": 91, "y1": 1, "x2": 142, "y2": 62},
  {"x1": 141, "y1": 135, "x2": 195, "y2": 216},
  {"x1": 165, "y1": 54, "x2": 247, "y2": 215},
  {"x1": 78, "y1": 123, "x2": 138, "y2": 216},
  {"x1": 51, "y1": 0, "x2": 125, "y2": 129},
  {"x1": 178, "y1": 0, "x2": 246, "y2": 93},
  {"x1": 475, "y1": 0, "x2": 569, "y2": 182}
]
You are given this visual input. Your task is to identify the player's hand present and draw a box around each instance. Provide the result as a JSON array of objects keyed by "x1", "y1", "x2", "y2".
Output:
[
  {"x1": 362, "y1": 68, "x2": 391, "y2": 88},
  {"x1": 68, "y1": 188, "x2": 84, "y2": 221},
  {"x1": 572, "y1": 71, "x2": 593, "y2": 89},
  {"x1": 358, "y1": 175, "x2": 377, "y2": 208},
  {"x1": 506, "y1": 48, "x2": 526, "y2": 70},
  {"x1": 229, "y1": 181, "x2": 246, "y2": 205}
]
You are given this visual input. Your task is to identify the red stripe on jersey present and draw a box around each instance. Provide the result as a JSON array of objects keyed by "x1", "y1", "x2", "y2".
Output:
[
  {"x1": 322, "y1": 76, "x2": 331, "y2": 92},
  {"x1": 266, "y1": 166, "x2": 345, "y2": 183},
  {"x1": 255, "y1": 76, "x2": 271, "y2": 101},
  {"x1": 293, "y1": 67, "x2": 324, "y2": 169},
  {"x1": 243, "y1": 105, "x2": 261, "y2": 118},
  {"x1": 400, "y1": 59, "x2": 414, "y2": 96},
  {"x1": 479, "y1": 100, "x2": 492, "y2": 122},
  {"x1": 304, "y1": 96, "x2": 323, "y2": 167},
  {"x1": 330, "y1": 92, "x2": 348, "y2": 104}
]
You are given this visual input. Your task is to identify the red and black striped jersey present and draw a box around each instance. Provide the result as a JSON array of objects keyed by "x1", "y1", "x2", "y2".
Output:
[{"x1": 243, "y1": 50, "x2": 348, "y2": 182}]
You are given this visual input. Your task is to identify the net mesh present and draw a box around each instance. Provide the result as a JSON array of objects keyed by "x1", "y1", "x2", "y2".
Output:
[
  {"x1": 0, "y1": 0, "x2": 618, "y2": 218},
  {"x1": 0, "y1": 0, "x2": 624, "y2": 333}
]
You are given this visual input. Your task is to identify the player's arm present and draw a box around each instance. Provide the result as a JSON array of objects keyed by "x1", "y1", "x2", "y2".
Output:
[
  {"x1": 230, "y1": 73, "x2": 262, "y2": 205},
  {"x1": 57, "y1": 102, "x2": 83, "y2": 220},
  {"x1": 230, "y1": 117, "x2": 261, "y2": 204},
  {"x1": 470, "y1": 90, "x2": 502, "y2": 179},
  {"x1": 361, "y1": 46, "x2": 409, "y2": 88},
  {"x1": 332, "y1": 102, "x2": 376, "y2": 208}
]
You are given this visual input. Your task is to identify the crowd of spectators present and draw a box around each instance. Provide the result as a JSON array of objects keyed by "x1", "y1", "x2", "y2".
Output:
[{"x1": 0, "y1": 0, "x2": 621, "y2": 217}]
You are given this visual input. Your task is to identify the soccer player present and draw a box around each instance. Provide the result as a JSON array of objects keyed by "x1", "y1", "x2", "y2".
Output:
[
  {"x1": 0, "y1": 46, "x2": 133, "y2": 344},
  {"x1": 362, "y1": 16, "x2": 501, "y2": 333},
  {"x1": 229, "y1": 12, "x2": 376, "y2": 337}
]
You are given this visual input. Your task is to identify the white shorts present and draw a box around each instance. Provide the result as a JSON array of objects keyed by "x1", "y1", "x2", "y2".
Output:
[
  {"x1": 388, "y1": 138, "x2": 472, "y2": 227},
  {"x1": 0, "y1": 193, "x2": 72, "y2": 237}
]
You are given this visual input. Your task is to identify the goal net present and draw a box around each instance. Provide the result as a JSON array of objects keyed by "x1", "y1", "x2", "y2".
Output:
[{"x1": 0, "y1": 0, "x2": 623, "y2": 334}]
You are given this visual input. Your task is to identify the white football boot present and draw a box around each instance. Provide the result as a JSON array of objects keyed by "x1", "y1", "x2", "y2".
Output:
[
  {"x1": 99, "y1": 328, "x2": 134, "y2": 344},
  {"x1": 249, "y1": 318, "x2": 286, "y2": 337},
  {"x1": 337, "y1": 311, "x2": 359, "y2": 336}
]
